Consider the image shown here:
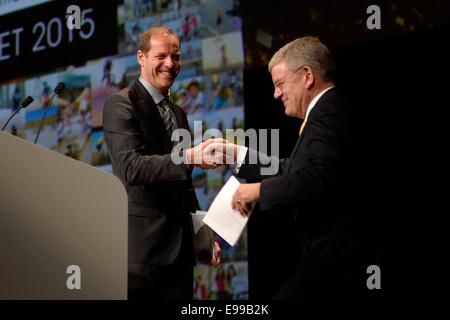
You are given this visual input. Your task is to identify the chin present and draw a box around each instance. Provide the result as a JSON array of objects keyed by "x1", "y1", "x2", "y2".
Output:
[{"x1": 158, "y1": 80, "x2": 174, "y2": 89}]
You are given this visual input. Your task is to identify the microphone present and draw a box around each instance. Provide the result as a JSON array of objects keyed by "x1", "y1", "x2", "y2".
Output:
[
  {"x1": 34, "y1": 82, "x2": 65, "y2": 144},
  {"x1": 1, "y1": 96, "x2": 34, "y2": 131},
  {"x1": 54, "y1": 81, "x2": 65, "y2": 94}
]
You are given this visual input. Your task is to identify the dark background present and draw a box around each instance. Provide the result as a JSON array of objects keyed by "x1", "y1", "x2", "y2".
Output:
[{"x1": 242, "y1": 1, "x2": 449, "y2": 300}]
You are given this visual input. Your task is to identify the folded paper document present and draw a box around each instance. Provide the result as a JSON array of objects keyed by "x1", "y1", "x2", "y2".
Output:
[{"x1": 203, "y1": 176, "x2": 249, "y2": 246}]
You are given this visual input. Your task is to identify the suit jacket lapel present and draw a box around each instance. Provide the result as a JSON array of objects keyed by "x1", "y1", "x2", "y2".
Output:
[
  {"x1": 129, "y1": 80, "x2": 173, "y2": 150},
  {"x1": 172, "y1": 104, "x2": 186, "y2": 130},
  {"x1": 285, "y1": 89, "x2": 336, "y2": 172},
  {"x1": 286, "y1": 133, "x2": 304, "y2": 172}
]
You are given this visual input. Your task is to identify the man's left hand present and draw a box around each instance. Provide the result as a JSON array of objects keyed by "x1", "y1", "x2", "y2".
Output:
[{"x1": 232, "y1": 183, "x2": 261, "y2": 216}]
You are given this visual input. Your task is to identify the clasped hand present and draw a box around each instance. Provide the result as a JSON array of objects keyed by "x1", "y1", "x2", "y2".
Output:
[
  {"x1": 186, "y1": 138, "x2": 237, "y2": 169},
  {"x1": 187, "y1": 139, "x2": 260, "y2": 216}
]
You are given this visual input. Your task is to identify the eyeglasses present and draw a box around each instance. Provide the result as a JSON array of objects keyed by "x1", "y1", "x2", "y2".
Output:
[{"x1": 274, "y1": 65, "x2": 307, "y2": 91}]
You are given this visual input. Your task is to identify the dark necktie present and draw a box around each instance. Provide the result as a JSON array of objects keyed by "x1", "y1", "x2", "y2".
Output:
[{"x1": 158, "y1": 98, "x2": 177, "y2": 138}]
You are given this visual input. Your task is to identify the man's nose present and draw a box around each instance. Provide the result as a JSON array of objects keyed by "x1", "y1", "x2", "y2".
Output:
[
  {"x1": 164, "y1": 56, "x2": 174, "y2": 68},
  {"x1": 274, "y1": 87, "x2": 282, "y2": 99}
]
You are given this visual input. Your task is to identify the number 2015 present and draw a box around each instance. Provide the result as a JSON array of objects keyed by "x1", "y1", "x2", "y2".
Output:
[{"x1": 32, "y1": 8, "x2": 95, "y2": 52}]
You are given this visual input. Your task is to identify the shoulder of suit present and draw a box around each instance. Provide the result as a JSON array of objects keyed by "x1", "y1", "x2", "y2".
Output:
[
  {"x1": 104, "y1": 87, "x2": 132, "y2": 111},
  {"x1": 320, "y1": 87, "x2": 338, "y2": 101},
  {"x1": 106, "y1": 86, "x2": 131, "y2": 101},
  {"x1": 310, "y1": 88, "x2": 347, "y2": 119}
]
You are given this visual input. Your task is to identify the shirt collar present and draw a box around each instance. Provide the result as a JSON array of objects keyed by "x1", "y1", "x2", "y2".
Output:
[
  {"x1": 139, "y1": 76, "x2": 169, "y2": 105},
  {"x1": 304, "y1": 86, "x2": 334, "y2": 122}
]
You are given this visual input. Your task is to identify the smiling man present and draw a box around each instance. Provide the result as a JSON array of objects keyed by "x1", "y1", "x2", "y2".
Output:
[
  {"x1": 137, "y1": 28, "x2": 180, "y2": 95},
  {"x1": 207, "y1": 36, "x2": 377, "y2": 300},
  {"x1": 103, "y1": 26, "x2": 220, "y2": 300}
]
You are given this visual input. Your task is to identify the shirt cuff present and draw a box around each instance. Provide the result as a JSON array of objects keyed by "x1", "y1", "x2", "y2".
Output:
[
  {"x1": 235, "y1": 146, "x2": 248, "y2": 173},
  {"x1": 183, "y1": 150, "x2": 193, "y2": 170}
]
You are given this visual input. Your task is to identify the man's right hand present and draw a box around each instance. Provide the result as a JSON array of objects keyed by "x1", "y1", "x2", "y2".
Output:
[
  {"x1": 186, "y1": 138, "x2": 229, "y2": 169},
  {"x1": 202, "y1": 140, "x2": 241, "y2": 165}
]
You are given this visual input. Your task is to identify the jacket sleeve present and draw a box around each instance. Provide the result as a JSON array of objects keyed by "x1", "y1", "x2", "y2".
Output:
[
  {"x1": 237, "y1": 148, "x2": 290, "y2": 181},
  {"x1": 103, "y1": 93, "x2": 190, "y2": 186}
]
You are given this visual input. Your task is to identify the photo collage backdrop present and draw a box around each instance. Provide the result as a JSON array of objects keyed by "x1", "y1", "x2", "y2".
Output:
[{"x1": 0, "y1": 0, "x2": 247, "y2": 300}]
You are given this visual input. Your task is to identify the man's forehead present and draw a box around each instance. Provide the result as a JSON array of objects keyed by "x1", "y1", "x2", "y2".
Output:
[
  {"x1": 272, "y1": 62, "x2": 289, "y2": 73},
  {"x1": 271, "y1": 63, "x2": 289, "y2": 80},
  {"x1": 148, "y1": 40, "x2": 179, "y2": 55},
  {"x1": 151, "y1": 33, "x2": 179, "y2": 44}
]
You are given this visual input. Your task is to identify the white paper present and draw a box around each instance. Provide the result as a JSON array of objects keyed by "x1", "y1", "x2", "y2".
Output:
[
  {"x1": 203, "y1": 176, "x2": 248, "y2": 246},
  {"x1": 190, "y1": 210, "x2": 207, "y2": 234}
]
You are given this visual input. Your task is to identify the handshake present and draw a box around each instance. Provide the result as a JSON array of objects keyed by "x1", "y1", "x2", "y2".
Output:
[{"x1": 185, "y1": 138, "x2": 242, "y2": 169}]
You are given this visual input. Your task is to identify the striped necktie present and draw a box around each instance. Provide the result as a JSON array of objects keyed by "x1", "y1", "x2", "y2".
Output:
[{"x1": 158, "y1": 98, "x2": 177, "y2": 138}]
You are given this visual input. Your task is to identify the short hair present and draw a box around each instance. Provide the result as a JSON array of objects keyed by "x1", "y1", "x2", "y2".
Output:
[
  {"x1": 268, "y1": 36, "x2": 335, "y2": 82},
  {"x1": 139, "y1": 26, "x2": 180, "y2": 54}
]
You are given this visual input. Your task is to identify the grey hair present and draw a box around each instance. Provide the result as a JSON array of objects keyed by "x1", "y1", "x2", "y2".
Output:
[{"x1": 268, "y1": 36, "x2": 335, "y2": 82}]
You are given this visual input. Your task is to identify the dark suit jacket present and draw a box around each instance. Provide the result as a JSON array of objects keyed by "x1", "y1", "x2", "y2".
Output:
[
  {"x1": 239, "y1": 88, "x2": 372, "y2": 298},
  {"x1": 103, "y1": 80, "x2": 199, "y2": 269}
]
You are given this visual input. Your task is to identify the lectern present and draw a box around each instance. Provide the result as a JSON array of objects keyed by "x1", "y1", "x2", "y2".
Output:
[{"x1": 0, "y1": 131, "x2": 127, "y2": 299}]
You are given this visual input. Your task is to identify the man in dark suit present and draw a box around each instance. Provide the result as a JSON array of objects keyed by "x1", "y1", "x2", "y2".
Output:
[
  {"x1": 103, "y1": 26, "x2": 220, "y2": 300},
  {"x1": 207, "y1": 36, "x2": 378, "y2": 300}
]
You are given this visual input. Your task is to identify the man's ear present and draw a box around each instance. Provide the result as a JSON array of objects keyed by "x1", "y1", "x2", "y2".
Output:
[
  {"x1": 304, "y1": 66, "x2": 315, "y2": 90},
  {"x1": 137, "y1": 50, "x2": 145, "y2": 66}
]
